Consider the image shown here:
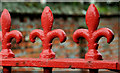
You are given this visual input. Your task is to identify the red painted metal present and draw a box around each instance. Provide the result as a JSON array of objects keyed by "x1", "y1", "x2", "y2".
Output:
[
  {"x1": 0, "y1": 9, "x2": 22, "y2": 73},
  {"x1": 30, "y1": 6, "x2": 66, "y2": 59},
  {"x1": 0, "y1": 9, "x2": 22, "y2": 58},
  {"x1": 0, "y1": 30, "x2": 2, "y2": 42},
  {"x1": 73, "y1": 4, "x2": 114, "y2": 73},
  {"x1": 29, "y1": 6, "x2": 66, "y2": 73},
  {"x1": 0, "y1": 18, "x2": 2, "y2": 42},
  {"x1": 44, "y1": 67, "x2": 52, "y2": 73},
  {"x1": 0, "y1": 58, "x2": 119, "y2": 70},
  {"x1": 3, "y1": 66, "x2": 11, "y2": 73},
  {"x1": 0, "y1": 4, "x2": 119, "y2": 73},
  {"x1": 73, "y1": 4, "x2": 114, "y2": 60}
]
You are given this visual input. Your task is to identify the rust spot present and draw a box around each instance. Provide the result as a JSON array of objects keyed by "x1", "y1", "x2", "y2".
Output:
[
  {"x1": 88, "y1": 61, "x2": 91, "y2": 63},
  {"x1": 88, "y1": 61, "x2": 92, "y2": 67},
  {"x1": 16, "y1": 63, "x2": 19, "y2": 66},
  {"x1": 69, "y1": 65, "x2": 71, "y2": 68},
  {"x1": 69, "y1": 65, "x2": 75, "y2": 69},
  {"x1": 23, "y1": 62, "x2": 25, "y2": 64}
]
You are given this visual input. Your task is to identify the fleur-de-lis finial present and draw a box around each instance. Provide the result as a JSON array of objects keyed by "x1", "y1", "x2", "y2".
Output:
[
  {"x1": 73, "y1": 4, "x2": 114, "y2": 60},
  {"x1": 0, "y1": 9, "x2": 22, "y2": 58},
  {"x1": 30, "y1": 6, "x2": 66, "y2": 59}
]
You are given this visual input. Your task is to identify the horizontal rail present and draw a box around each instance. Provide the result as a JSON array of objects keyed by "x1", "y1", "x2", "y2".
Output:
[{"x1": 0, "y1": 58, "x2": 119, "y2": 70}]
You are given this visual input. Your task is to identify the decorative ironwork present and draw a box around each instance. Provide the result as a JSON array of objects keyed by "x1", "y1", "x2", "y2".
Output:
[
  {"x1": 30, "y1": 6, "x2": 66, "y2": 59},
  {"x1": 0, "y1": 4, "x2": 119, "y2": 73},
  {"x1": 73, "y1": 4, "x2": 114, "y2": 60},
  {"x1": 0, "y1": 9, "x2": 22, "y2": 58}
]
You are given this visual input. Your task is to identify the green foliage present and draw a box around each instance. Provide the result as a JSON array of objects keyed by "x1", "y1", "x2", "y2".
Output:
[{"x1": 2, "y1": 2, "x2": 119, "y2": 15}]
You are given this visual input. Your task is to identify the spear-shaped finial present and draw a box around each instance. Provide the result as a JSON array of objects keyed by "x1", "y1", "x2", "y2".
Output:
[
  {"x1": 30, "y1": 6, "x2": 66, "y2": 59},
  {"x1": 73, "y1": 4, "x2": 114, "y2": 60},
  {"x1": 0, "y1": 9, "x2": 22, "y2": 58}
]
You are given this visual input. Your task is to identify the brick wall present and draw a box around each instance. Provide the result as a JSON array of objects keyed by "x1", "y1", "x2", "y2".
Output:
[{"x1": 0, "y1": 15, "x2": 118, "y2": 71}]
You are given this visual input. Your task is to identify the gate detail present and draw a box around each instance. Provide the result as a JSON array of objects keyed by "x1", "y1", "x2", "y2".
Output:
[{"x1": 0, "y1": 4, "x2": 119, "y2": 73}]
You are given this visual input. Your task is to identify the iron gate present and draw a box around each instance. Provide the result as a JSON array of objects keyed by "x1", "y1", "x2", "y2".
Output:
[{"x1": 0, "y1": 4, "x2": 119, "y2": 73}]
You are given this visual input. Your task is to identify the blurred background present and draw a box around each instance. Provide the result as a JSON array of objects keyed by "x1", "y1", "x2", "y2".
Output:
[{"x1": 0, "y1": 1, "x2": 119, "y2": 72}]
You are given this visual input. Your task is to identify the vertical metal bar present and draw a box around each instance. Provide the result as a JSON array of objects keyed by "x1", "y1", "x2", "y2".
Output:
[
  {"x1": 3, "y1": 66, "x2": 11, "y2": 73},
  {"x1": 89, "y1": 69, "x2": 98, "y2": 73},
  {"x1": 44, "y1": 67, "x2": 52, "y2": 73}
]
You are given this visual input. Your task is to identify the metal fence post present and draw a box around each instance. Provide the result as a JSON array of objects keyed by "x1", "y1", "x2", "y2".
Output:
[
  {"x1": 73, "y1": 4, "x2": 114, "y2": 73},
  {"x1": 44, "y1": 67, "x2": 52, "y2": 73},
  {"x1": 29, "y1": 6, "x2": 66, "y2": 73},
  {"x1": 3, "y1": 66, "x2": 11, "y2": 73},
  {"x1": 0, "y1": 9, "x2": 22, "y2": 73}
]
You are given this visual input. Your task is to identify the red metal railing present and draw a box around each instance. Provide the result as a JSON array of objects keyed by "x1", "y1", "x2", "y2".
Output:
[{"x1": 0, "y1": 4, "x2": 119, "y2": 73}]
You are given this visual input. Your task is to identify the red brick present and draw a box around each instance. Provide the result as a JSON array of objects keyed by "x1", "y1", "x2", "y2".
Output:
[
  {"x1": 27, "y1": 53, "x2": 40, "y2": 58},
  {"x1": 25, "y1": 48, "x2": 34, "y2": 53},
  {"x1": 13, "y1": 49, "x2": 22, "y2": 54}
]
